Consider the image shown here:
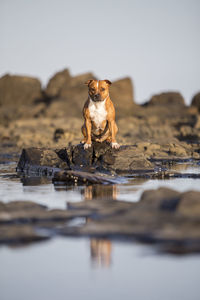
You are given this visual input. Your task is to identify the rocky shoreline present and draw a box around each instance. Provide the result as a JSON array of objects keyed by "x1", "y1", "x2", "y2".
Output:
[
  {"x1": 0, "y1": 68, "x2": 200, "y2": 153},
  {"x1": 1, "y1": 68, "x2": 200, "y2": 253}
]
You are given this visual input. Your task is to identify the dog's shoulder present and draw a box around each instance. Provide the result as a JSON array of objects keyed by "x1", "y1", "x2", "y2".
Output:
[{"x1": 105, "y1": 97, "x2": 115, "y2": 119}]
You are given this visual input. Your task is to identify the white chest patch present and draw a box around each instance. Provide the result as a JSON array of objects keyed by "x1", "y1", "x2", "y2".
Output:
[{"x1": 89, "y1": 99, "x2": 107, "y2": 129}]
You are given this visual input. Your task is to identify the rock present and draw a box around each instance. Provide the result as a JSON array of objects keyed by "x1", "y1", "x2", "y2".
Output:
[
  {"x1": 71, "y1": 143, "x2": 93, "y2": 167},
  {"x1": 2, "y1": 201, "x2": 47, "y2": 212},
  {"x1": 0, "y1": 224, "x2": 49, "y2": 244},
  {"x1": 53, "y1": 170, "x2": 120, "y2": 185},
  {"x1": 53, "y1": 128, "x2": 65, "y2": 142},
  {"x1": 109, "y1": 77, "x2": 135, "y2": 119},
  {"x1": 45, "y1": 69, "x2": 71, "y2": 98},
  {"x1": 191, "y1": 92, "x2": 200, "y2": 112},
  {"x1": 17, "y1": 140, "x2": 200, "y2": 179},
  {"x1": 69, "y1": 73, "x2": 97, "y2": 87},
  {"x1": 168, "y1": 143, "x2": 188, "y2": 157},
  {"x1": 0, "y1": 200, "x2": 91, "y2": 244},
  {"x1": 1, "y1": 188, "x2": 200, "y2": 253},
  {"x1": 0, "y1": 74, "x2": 43, "y2": 125},
  {"x1": 17, "y1": 147, "x2": 68, "y2": 174},
  {"x1": 178, "y1": 191, "x2": 200, "y2": 217},
  {"x1": 140, "y1": 187, "x2": 181, "y2": 211},
  {"x1": 45, "y1": 72, "x2": 97, "y2": 119},
  {"x1": 0, "y1": 74, "x2": 42, "y2": 106},
  {"x1": 146, "y1": 92, "x2": 185, "y2": 107},
  {"x1": 100, "y1": 145, "x2": 154, "y2": 172},
  {"x1": 16, "y1": 143, "x2": 155, "y2": 179},
  {"x1": 45, "y1": 73, "x2": 135, "y2": 120},
  {"x1": 64, "y1": 187, "x2": 200, "y2": 253}
]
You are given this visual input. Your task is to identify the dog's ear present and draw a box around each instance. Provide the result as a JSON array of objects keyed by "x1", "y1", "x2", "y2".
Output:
[
  {"x1": 84, "y1": 79, "x2": 94, "y2": 86},
  {"x1": 104, "y1": 79, "x2": 112, "y2": 86}
]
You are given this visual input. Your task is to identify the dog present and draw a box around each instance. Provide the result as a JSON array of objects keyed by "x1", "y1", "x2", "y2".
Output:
[{"x1": 81, "y1": 79, "x2": 120, "y2": 150}]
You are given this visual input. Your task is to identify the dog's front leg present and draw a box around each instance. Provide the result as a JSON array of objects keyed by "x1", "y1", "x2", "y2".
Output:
[
  {"x1": 109, "y1": 120, "x2": 120, "y2": 149},
  {"x1": 84, "y1": 118, "x2": 92, "y2": 149}
]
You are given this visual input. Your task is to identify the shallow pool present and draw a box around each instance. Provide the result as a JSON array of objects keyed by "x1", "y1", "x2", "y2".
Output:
[{"x1": 1, "y1": 162, "x2": 200, "y2": 300}]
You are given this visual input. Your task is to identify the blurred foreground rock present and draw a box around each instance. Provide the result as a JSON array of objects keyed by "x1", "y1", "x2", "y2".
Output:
[{"x1": 1, "y1": 187, "x2": 200, "y2": 254}]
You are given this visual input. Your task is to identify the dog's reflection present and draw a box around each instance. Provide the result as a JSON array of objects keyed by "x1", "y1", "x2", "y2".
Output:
[
  {"x1": 83, "y1": 184, "x2": 118, "y2": 267},
  {"x1": 84, "y1": 184, "x2": 118, "y2": 201},
  {"x1": 90, "y1": 238, "x2": 112, "y2": 267}
]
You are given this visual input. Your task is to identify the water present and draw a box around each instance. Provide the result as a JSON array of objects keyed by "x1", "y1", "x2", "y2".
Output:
[
  {"x1": 1, "y1": 238, "x2": 200, "y2": 300},
  {"x1": 1, "y1": 162, "x2": 200, "y2": 300}
]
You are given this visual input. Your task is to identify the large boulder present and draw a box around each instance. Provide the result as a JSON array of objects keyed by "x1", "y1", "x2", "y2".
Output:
[
  {"x1": 146, "y1": 92, "x2": 185, "y2": 107},
  {"x1": 44, "y1": 72, "x2": 97, "y2": 119},
  {"x1": 45, "y1": 69, "x2": 71, "y2": 98},
  {"x1": 17, "y1": 147, "x2": 68, "y2": 175},
  {"x1": 0, "y1": 74, "x2": 43, "y2": 125},
  {"x1": 0, "y1": 74, "x2": 42, "y2": 106},
  {"x1": 110, "y1": 77, "x2": 135, "y2": 119},
  {"x1": 17, "y1": 142, "x2": 154, "y2": 177}
]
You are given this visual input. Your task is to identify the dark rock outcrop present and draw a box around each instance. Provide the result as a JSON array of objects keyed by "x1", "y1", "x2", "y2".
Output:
[
  {"x1": 17, "y1": 148, "x2": 68, "y2": 175},
  {"x1": 17, "y1": 142, "x2": 154, "y2": 178}
]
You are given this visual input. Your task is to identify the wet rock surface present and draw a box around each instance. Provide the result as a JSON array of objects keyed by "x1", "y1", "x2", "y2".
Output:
[
  {"x1": 16, "y1": 140, "x2": 200, "y2": 181},
  {"x1": 1, "y1": 187, "x2": 200, "y2": 254}
]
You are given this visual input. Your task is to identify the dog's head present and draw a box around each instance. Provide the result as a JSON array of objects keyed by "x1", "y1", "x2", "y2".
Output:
[{"x1": 85, "y1": 79, "x2": 112, "y2": 102}]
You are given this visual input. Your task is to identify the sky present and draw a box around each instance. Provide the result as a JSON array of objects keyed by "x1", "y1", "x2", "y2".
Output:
[{"x1": 0, "y1": 0, "x2": 199, "y2": 104}]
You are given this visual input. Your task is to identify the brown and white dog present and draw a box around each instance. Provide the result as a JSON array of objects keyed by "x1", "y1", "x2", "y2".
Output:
[{"x1": 81, "y1": 79, "x2": 120, "y2": 150}]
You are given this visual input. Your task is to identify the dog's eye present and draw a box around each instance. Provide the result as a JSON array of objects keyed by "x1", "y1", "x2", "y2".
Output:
[
  {"x1": 90, "y1": 88, "x2": 95, "y2": 92},
  {"x1": 101, "y1": 88, "x2": 105, "y2": 91}
]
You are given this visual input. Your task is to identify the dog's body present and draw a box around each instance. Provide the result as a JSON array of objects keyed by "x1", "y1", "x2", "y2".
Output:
[{"x1": 82, "y1": 79, "x2": 120, "y2": 149}]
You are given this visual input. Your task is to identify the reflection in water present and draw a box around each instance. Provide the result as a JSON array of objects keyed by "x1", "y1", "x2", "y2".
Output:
[
  {"x1": 21, "y1": 176, "x2": 51, "y2": 186},
  {"x1": 84, "y1": 184, "x2": 118, "y2": 267},
  {"x1": 84, "y1": 184, "x2": 118, "y2": 201},
  {"x1": 90, "y1": 239, "x2": 112, "y2": 267},
  {"x1": 168, "y1": 162, "x2": 200, "y2": 174}
]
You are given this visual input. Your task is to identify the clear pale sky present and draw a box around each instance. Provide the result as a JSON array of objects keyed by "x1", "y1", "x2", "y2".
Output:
[{"x1": 0, "y1": 0, "x2": 199, "y2": 104}]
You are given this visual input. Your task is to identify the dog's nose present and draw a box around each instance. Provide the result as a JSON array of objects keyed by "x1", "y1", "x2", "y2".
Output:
[{"x1": 94, "y1": 93, "x2": 100, "y2": 99}]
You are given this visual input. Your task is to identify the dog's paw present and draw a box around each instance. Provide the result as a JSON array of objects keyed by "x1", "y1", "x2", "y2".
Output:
[
  {"x1": 111, "y1": 142, "x2": 120, "y2": 149},
  {"x1": 84, "y1": 143, "x2": 92, "y2": 150}
]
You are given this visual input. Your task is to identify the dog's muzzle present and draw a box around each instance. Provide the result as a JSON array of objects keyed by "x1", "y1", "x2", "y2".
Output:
[{"x1": 93, "y1": 93, "x2": 101, "y2": 101}]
